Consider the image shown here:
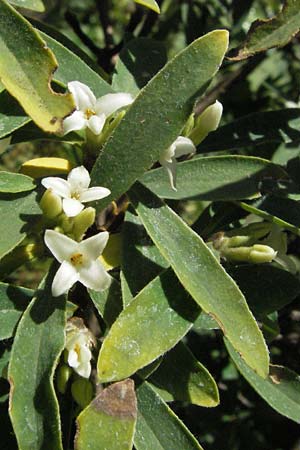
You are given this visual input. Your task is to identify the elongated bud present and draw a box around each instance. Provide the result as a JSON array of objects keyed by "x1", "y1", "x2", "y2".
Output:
[
  {"x1": 189, "y1": 100, "x2": 223, "y2": 145},
  {"x1": 39, "y1": 188, "x2": 62, "y2": 219},
  {"x1": 221, "y1": 244, "x2": 277, "y2": 264},
  {"x1": 72, "y1": 207, "x2": 96, "y2": 241},
  {"x1": 56, "y1": 364, "x2": 73, "y2": 394},
  {"x1": 227, "y1": 222, "x2": 272, "y2": 240},
  {"x1": 71, "y1": 378, "x2": 93, "y2": 408}
]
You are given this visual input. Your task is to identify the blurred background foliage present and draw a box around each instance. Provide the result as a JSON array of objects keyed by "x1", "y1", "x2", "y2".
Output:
[{"x1": 1, "y1": 1, "x2": 300, "y2": 448}]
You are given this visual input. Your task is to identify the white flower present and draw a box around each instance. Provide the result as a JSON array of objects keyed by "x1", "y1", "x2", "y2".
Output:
[
  {"x1": 42, "y1": 166, "x2": 110, "y2": 217},
  {"x1": 159, "y1": 136, "x2": 196, "y2": 190},
  {"x1": 44, "y1": 229, "x2": 111, "y2": 297},
  {"x1": 63, "y1": 81, "x2": 133, "y2": 135},
  {"x1": 65, "y1": 327, "x2": 93, "y2": 378}
]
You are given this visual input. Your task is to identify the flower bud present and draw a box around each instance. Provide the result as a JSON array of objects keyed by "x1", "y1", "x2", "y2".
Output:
[
  {"x1": 56, "y1": 364, "x2": 73, "y2": 394},
  {"x1": 39, "y1": 188, "x2": 62, "y2": 219},
  {"x1": 249, "y1": 244, "x2": 277, "y2": 264},
  {"x1": 71, "y1": 378, "x2": 93, "y2": 409},
  {"x1": 189, "y1": 100, "x2": 223, "y2": 145},
  {"x1": 72, "y1": 207, "x2": 96, "y2": 241}
]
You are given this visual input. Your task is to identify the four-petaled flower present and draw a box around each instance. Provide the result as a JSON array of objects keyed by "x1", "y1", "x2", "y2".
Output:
[
  {"x1": 42, "y1": 165, "x2": 110, "y2": 217},
  {"x1": 63, "y1": 81, "x2": 133, "y2": 135},
  {"x1": 159, "y1": 136, "x2": 196, "y2": 190},
  {"x1": 65, "y1": 324, "x2": 93, "y2": 378},
  {"x1": 45, "y1": 229, "x2": 111, "y2": 297}
]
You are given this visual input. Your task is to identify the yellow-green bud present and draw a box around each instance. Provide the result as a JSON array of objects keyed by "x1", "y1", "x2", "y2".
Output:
[
  {"x1": 39, "y1": 188, "x2": 62, "y2": 219},
  {"x1": 189, "y1": 100, "x2": 223, "y2": 145},
  {"x1": 182, "y1": 113, "x2": 195, "y2": 137},
  {"x1": 71, "y1": 378, "x2": 93, "y2": 409},
  {"x1": 249, "y1": 244, "x2": 277, "y2": 264},
  {"x1": 59, "y1": 215, "x2": 74, "y2": 233},
  {"x1": 72, "y1": 207, "x2": 96, "y2": 241},
  {"x1": 56, "y1": 364, "x2": 73, "y2": 394}
]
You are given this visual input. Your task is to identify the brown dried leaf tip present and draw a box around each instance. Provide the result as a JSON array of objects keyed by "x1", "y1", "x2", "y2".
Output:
[{"x1": 92, "y1": 379, "x2": 137, "y2": 419}]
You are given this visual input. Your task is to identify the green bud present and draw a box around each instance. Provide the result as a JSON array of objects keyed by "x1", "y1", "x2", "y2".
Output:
[
  {"x1": 189, "y1": 100, "x2": 223, "y2": 145},
  {"x1": 59, "y1": 215, "x2": 74, "y2": 233},
  {"x1": 72, "y1": 207, "x2": 96, "y2": 241},
  {"x1": 181, "y1": 113, "x2": 195, "y2": 137},
  {"x1": 56, "y1": 364, "x2": 72, "y2": 394},
  {"x1": 39, "y1": 188, "x2": 62, "y2": 219},
  {"x1": 71, "y1": 378, "x2": 93, "y2": 409},
  {"x1": 227, "y1": 222, "x2": 272, "y2": 240},
  {"x1": 249, "y1": 244, "x2": 277, "y2": 264}
]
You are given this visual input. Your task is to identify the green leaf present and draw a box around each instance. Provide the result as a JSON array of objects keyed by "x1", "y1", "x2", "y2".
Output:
[
  {"x1": 91, "y1": 30, "x2": 229, "y2": 209},
  {"x1": 9, "y1": 0, "x2": 44, "y2": 11},
  {"x1": 89, "y1": 278, "x2": 123, "y2": 328},
  {"x1": 121, "y1": 209, "x2": 169, "y2": 305},
  {"x1": 97, "y1": 270, "x2": 200, "y2": 382},
  {"x1": 112, "y1": 38, "x2": 167, "y2": 96},
  {"x1": 227, "y1": 265, "x2": 300, "y2": 317},
  {"x1": 226, "y1": 340, "x2": 300, "y2": 423},
  {"x1": 135, "y1": 381, "x2": 204, "y2": 450},
  {"x1": 238, "y1": 196, "x2": 300, "y2": 236},
  {"x1": 200, "y1": 108, "x2": 300, "y2": 153},
  {"x1": 0, "y1": 0, "x2": 74, "y2": 133},
  {"x1": 229, "y1": 0, "x2": 300, "y2": 60},
  {"x1": 0, "y1": 282, "x2": 32, "y2": 340},
  {"x1": 75, "y1": 379, "x2": 137, "y2": 450},
  {"x1": 129, "y1": 183, "x2": 269, "y2": 378},
  {"x1": 141, "y1": 156, "x2": 286, "y2": 200},
  {"x1": 0, "y1": 191, "x2": 41, "y2": 260},
  {"x1": 148, "y1": 341, "x2": 219, "y2": 407},
  {"x1": 0, "y1": 171, "x2": 35, "y2": 193},
  {"x1": 134, "y1": 0, "x2": 160, "y2": 13},
  {"x1": 0, "y1": 90, "x2": 30, "y2": 140},
  {"x1": 8, "y1": 267, "x2": 66, "y2": 450}
]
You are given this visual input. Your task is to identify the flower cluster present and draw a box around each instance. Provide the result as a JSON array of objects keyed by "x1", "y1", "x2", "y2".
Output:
[{"x1": 65, "y1": 320, "x2": 94, "y2": 378}]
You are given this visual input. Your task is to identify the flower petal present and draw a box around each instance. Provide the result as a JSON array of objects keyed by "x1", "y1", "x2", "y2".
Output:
[
  {"x1": 79, "y1": 186, "x2": 111, "y2": 203},
  {"x1": 41, "y1": 177, "x2": 71, "y2": 198},
  {"x1": 63, "y1": 110, "x2": 87, "y2": 135},
  {"x1": 51, "y1": 260, "x2": 79, "y2": 297},
  {"x1": 159, "y1": 142, "x2": 176, "y2": 165},
  {"x1": 76, "y1": 362, "x2": 91, "y2": 378},
  {"x1": 161, "y1": 158, "x2": 178, "y2": 191},
  {"x1": 45, "y1": 229, "x2": 78, "y2": 262},
  {"x1": 68, "y1": 349, "x2": 80, "y2": 368},
  {"x1": 67, "y1": 166, "x2": 90, "y2": 191},
  {"x1": 62, "y1": 198, "x2": 84, "y2": 217},
  {"x1": 78, "y1": 259, "x2": 111, "y2": 291},
  {"x1": 173, "y1": 136, "x2": 196, "y2": 158},
  {"x1": 95, "y1": 93, "x2": 133, "y2": 117},
  {"x1": 68, "y1": 81, "x2": 96, "y2": 111},
  {"x1": 79, "y1": 345, "x2": 92, "y2": 364},
  {"x1": 87, "y1": 114, "x2": 106, "y2": 135},
  {"x1": 79, "y1": 231, "x2": 109, "y2": 260}
]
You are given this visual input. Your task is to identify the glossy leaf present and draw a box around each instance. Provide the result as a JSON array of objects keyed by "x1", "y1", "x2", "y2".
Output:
[
  {"x1": 229, "y1": 0, "x2": 300, "y2": 60},
  {"x1": 0, "y1": 0, "x2": 74, "y2": 133},
  {"x1": 89, "y1": 278, "x2": 123, "y2": 328},
  {"x1": 112, "y1": 38, "x2": 167, "y2": 96},
  {"x1": 134, "y1": 0, "x2": 160, "y2": 13},
  {"x1": 9, "y1": 0, "x2": 44, "y2": 11},
  {"x1": 200, "y1": 108, "x2": 300, "y2": 153},
  {"x1": 135, "y1": 382, "x2": 204, "y2": 450},
  {"x1": 91, "y1": 30, "x2": 229, "y2": 209},
  {"x1": 8, "y1": 267, "x2": 66, "y2": 450},
  {"x1": 227, "y1": 265, "x2": 300, "y2": 317},
  {"x1": 141, "y1": 156, "x2": 286, "y2": 200},
  {"x1": 149, "y1": 341, "x2": 219, "y2": 407},
  {"x1": 129, "y1": 183, "x2": 269, "y2": 378},
  {"x1": 0, "y1": 191, "x2": 41, "y2": 260},
  {"x1": 97, "y1": 270, "x2": 200, "y2": 382},
  {"x1": 226, "y1": 340, "x2": 300, "y2": 423},
  {"x1": 0, "y1": 171, "x2": 35, "y2": 193},
  {"x1": 0, "y1": 282, "x2": 32, "y2": 340},
  {"x1": 75, "y1": 379, "x2": 137, "y2": 450}
]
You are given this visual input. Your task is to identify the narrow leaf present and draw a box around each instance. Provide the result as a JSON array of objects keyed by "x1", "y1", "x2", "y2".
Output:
[
  {"x1": 0, "y1": 171, "x2": 35, "y2": 193},
  {"x1": 97, "y1": 270, "x2": 200, "y2": 382},
  {"x1": 226, "y1": 340, "x2": 300, "y2": 423},
  {"x1": 134, "y1": 0, "x2": 160, "y2": 13},
  {"x1": 9, "y1": 0, "x2": 44, "y2": 11},
  {"x1": 89, "y1": 278, "x2": 123, "y2": 328},
  {"x1": 91, "y1": 30, "x2": 229, "y2": 209},
  {"x1": 149, "y1": 341, "x2": 219, "y2": 407},
  {"x1": 8, "y1": 267, "x2": 66, "y2": 450},
  {"x1": 129, "y1": 183, "x2": 269, "y2": 378},
  {"x1": 0, "y1": 0, "x2": 74, "y2": 133},
  {"x1": 229, "y1": 0, "x2": 300, "y2": 60},
  {"x1": 0, "y1": 282, "x2": 32, "y2": 340},
  {"x1": 0, "y1": 90, "x2": 30, "y2": 140},
  {"x1": 135, "y1": 382, "x2": 204, "y2": 450},
  {"x1": 75, "y1": 379, "x2": 137, "y2": 450},
  {"x1": 141, "y1": 156, "x2": 286, "y2": 200}
]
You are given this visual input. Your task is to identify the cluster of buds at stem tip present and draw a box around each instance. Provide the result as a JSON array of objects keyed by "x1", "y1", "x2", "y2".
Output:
[
  {"x1": 159, "y1": 101, "x2": 223, "y2": 190},
  {"x1": 212, "y1": 229, "x2": 277, "y2": 264}
]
